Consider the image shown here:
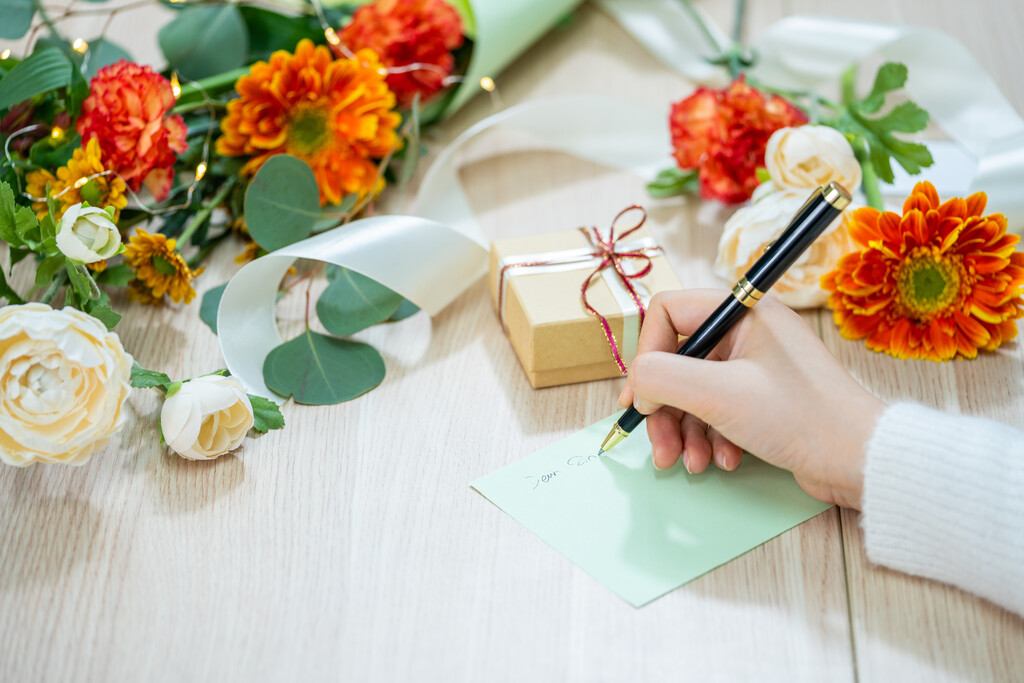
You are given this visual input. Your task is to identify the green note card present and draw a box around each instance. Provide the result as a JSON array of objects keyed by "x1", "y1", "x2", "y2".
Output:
[{"x1": 472, "y1": 412, "x2": 831, "y2": 606}]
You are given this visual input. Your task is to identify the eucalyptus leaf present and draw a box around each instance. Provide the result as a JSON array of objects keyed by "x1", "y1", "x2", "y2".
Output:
[
  {"x1": 263, "y1": 330, "x2": 385, "y2": 405},
  {"x1": 388, "y1": 299, "x2": 421, "y2": 322},
  {"x1": 83, "y1": 38, "x2": 132, "y2": 81},
  {"x1": 0, "y1": 0, "x2": 34, "y2": 40},
  {"x1": 239, "y1": 6, "x2": 323, "y2": 62},
  {"x1": 199, "y1": 282, "x2": 227, "y2": 334},
  {"x1": 0, "y1": 47, "x2": 72, "y2": 110},
  {"x1": 396, "y1": 95, "x2": 421, "y2": 191},
  {"x1": 158, "y1": 5, "x2": 249, "y2": 80},
  {"x1": 317, "y1": 266, "x2": 403, "y2": 336},
  {"x1": 244, "y1": 155, "x2": 320, "y2": 251}
]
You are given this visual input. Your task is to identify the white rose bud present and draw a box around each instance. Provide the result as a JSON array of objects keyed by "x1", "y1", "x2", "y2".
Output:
[
  {"x1": 160, "y1": 375, "x2": 255, "y2": 460},
  {"x1": 765, "y1": 125, "x2": 862, "y2": 194},
  {"x1": 714, "y1": 191, "x2": 857, "y2": 309},
  {"x1": 0, "y1": 303, "x2": 132, "y2": 466},
  {"x1": 55, "y1": 203, "x2": 122, "y2": 264}
]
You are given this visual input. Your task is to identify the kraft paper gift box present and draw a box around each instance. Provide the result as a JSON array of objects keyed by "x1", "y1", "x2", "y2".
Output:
[{"x1": 488, "y1": 222, "x2": 681, "y2": 388}]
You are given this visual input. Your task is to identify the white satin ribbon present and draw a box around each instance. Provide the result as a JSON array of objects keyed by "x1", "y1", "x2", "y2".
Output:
[
  {"x1": 218, "y1": 96, "x2": 670, "y2": 399},
  {"x1": 497, "y1": 237, "x2": 658, "y2": 364},
  {"x1": 596, "y1": 0, "x2": 1024, "y2": 227}
]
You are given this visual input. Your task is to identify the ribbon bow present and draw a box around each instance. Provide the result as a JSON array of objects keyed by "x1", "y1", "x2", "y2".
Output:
[
  {"x1": 497, "y1": 205, "x2": 662, "y2": 376},
  {"x1": 577, "y1": 205, "x2": 660, "y2": 374}
]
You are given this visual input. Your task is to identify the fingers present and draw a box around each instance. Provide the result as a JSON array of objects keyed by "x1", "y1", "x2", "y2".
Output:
[
  {"x1": 636, "y1": 289, "x2": 735, "y2": 358},
  {"x1": 647, "y1": 408, "x2": 683, "y2": 470},
  {"x1": 708, "y1": 427, "x2": 743, "y2": 471},
  {"x1": 680, "y1": 413, "x2": 712, "y2": 474},
  {"x1": 627, "y1": 350, "x2": 734, "y2": 426}
]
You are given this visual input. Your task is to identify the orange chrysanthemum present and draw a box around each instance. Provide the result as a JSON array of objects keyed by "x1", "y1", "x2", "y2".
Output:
[
  {"x1": 217, "y1": 39, "x2": 401, "y2": 205},
  {"x1": 341, "y1": 0, "x2": 464, "y2": 108},
  {"x1": 124, "y1": 229, "x2": 202, "y2": 305},
  {"x1": 822, "y1": 181, "x2": 1024, "y2": 361}
]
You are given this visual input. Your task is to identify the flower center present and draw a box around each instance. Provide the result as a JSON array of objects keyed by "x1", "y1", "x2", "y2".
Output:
[
  {"x1": 152, "y1": 254, "x2": 178, "y2": 276},
  {"x1": 896, "y1": 249, "x2": 962, "y2": 318},
  {"x1": 288, "y1": 106, "x2": 330, "y2": 156}
]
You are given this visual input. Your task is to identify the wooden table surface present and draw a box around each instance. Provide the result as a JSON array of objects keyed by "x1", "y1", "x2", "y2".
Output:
[{"x1": 2, "y1": 1, "x2": 1023, "y2": 681}]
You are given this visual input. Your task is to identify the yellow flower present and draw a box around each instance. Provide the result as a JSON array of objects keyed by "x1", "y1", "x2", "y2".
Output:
[
  {"x1": 216, "y1": 39, "x2": 401, "y2": 205},
  {"x1": 24, "y1": 138, "x2": 128, "y2": 222},
  {"x1": 124, "y1": 229, "x2": 202, "y2": 304}
]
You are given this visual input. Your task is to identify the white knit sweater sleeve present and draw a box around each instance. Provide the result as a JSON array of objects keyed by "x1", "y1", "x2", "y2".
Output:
[{"x1": 861, "y1": 402, "x2": 1024, "y2": 617}]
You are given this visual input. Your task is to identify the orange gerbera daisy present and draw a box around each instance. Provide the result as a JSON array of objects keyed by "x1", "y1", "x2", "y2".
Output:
[
  {"x1": 822, "y1": 181, "x2": 1024, "y2": 361},
  {"x1": 124, "y1": 229, "x2": 202, "y2": 305},
  {"x1": 217, "y1": 39, "x2": 401, "y2": 205}
]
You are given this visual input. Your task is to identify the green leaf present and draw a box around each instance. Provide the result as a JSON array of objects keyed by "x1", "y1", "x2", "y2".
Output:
[
  {"x1": 646, "y1": 167, "x2": 699, "y2": 198},
  {"x1": 8, "y1": 246, "x2": 32, "y2": 272},
  {"x1": 66, "y1": 261, "x2": 99, "y2": 301},
  {"x1": 872, "y1": 101, "x2": 930, "y2": 134},
  {"x1": 859, "y1": 62, "x2": 908, "y2": 114},
  {"x1": 0, "y1": 180, "x2": 27, "y2": 246},
  {"x1": 130, "y1": 361, "x2": 173, "y2": 390},
  {"x1": 158, "y1": 5, "x2": 249, "y2": 80},
  {"x1": 263, "y1": 330, "x2": 386, "y2": 405},
  {"x1": 83, "y1": 38, "x2": 132, "y2": 81},
  {"x1": 85, "y1": 302, "x2": 121, "y2": 329},
  {"x1": 248, "y1": 394, "x2": 285, "y2": 433},
  {"x1": 238, "y1": 6, "x2": 323, "y2": 62},
  {"x1": 199, "y1": 282, "x2": 227, "y2": 334},
  {"x1": 96, "y1": 263, "x2": 136, "y2": 286},
  {"x1": 0, "y1": 265, "x2": 24, "y2": 304},
  {"x1": 35, "y1": 254, "x2": 65, "y2": 286},
  {"x1": 244, "y1": 155, "x2": 320, "y2": 251},
  {"x1": 29, "y1": 132, "x2": 80, "y2": 170},
  {"x1": 388, "y1": 298, "x2": 420, "y2": 322},
  {"x1": 0, "y1": 0, "x2": 34, "y2": 40},
  {"x1": 0, "y1": 47, "x2": 73, "y2": 110},
  {"x1": 317, "y1": 265, "x2": 403, "y2": 336}
]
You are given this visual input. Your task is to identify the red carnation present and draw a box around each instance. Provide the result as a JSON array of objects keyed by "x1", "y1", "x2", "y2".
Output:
[
  {"x1": 670, "y1": 78, "x2": 807, "y2": 204},
  {"x1": 76, "y1": 61, "x2": 187, "y2": 201},
  {"x1": 341, "y1": 0, "x2": 464, "y2": 108}
]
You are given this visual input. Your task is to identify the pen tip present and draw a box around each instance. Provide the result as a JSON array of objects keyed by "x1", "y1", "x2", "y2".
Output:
[{"x1": 597, "y1": 449, "x2": 605, "y2": 457}]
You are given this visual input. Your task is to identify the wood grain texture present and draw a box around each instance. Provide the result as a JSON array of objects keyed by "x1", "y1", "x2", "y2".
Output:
[{"x1": 0, "y1": 1, "x2": 1021, "y2": 681}]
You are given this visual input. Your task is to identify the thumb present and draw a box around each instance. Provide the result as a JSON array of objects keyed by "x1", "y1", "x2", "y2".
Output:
[{"x1": 627, "y1": 351, "x2": 735, "y2": 424}]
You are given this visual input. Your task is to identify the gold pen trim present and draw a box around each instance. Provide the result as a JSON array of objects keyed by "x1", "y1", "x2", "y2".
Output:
[
  {"x1": 599, "y1": 423, "x2": 629, "y2": 453},
  {"x1": 823, "y1": 181, "x2": 852, "y2": 211},
  {"x1": 731, "y1": 277, "x2": 764, "y2": 308}
]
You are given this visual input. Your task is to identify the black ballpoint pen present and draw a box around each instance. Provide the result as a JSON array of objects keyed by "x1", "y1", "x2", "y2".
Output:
[{"x1": 597, "y1": 181, "x2": 852, "y2": 455}]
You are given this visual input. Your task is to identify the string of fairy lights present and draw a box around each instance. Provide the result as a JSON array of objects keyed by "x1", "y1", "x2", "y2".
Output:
[{"x1": 2, "y1": 0, "x2": 500, "y2": 222}]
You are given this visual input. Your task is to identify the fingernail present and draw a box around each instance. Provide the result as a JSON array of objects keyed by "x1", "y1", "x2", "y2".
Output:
[
  {"x1": 725, "y1": 452, "x2": 741, "y2": 471},
  {"x1": 714, "y1": 450, "x2": 726, "y2": 470},
  {"x1": 682, "y1": 450, "x2": 692, "y2": 474}
]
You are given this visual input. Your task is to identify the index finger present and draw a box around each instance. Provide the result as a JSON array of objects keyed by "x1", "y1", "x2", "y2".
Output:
[{"x1": 637, "y1": 289, "x2": 733, "y2": 357}]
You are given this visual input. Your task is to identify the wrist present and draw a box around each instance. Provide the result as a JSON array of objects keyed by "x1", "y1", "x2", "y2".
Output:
[{"x1": 833, "y1": 391, "x2": 886, "y2": 509}]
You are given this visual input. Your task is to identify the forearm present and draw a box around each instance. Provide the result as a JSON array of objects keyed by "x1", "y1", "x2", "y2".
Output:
[{"x1": 861, "y1": 402, "x2": 1024, "y2": 617}]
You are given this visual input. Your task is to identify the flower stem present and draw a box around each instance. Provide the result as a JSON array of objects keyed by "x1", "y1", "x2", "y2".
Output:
[
  {"x1": 32, "y1": 0, "x2": 60, "y2": 37},
  {"x1": 170, "y1": 100, "x2": 228, "y2": 116},
  {"x1": 851, "y1": 137, "x2": 884, "y2": 210},
  {"x1": 175, "y1": 68, "x2": 249, "y2": 105},
  {"x1": 731, "y1": 0, "x2": 747, "y2": 45},
  {"x1": 178, "y1": 178, "x2": 236, "y2": 247},
  {"x1": 676, "y1": 0, "x2": 725, "y2": 59}
]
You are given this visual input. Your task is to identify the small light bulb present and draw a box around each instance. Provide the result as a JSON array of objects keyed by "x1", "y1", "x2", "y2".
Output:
[
  {"x1": 0, "y1": 49, "x2": 11, "y2": 60},
  {"x1": 50, "y1": 126, "x2": 64, "y2": 140},
  {"x1": 170, "y1": 72, "x2": 181, "y2": 99},
  {"x1": 72, "y1": 38, "x2": 89, "y2": 54},
  {"x1": 74, "y1": 177, "x2": 89, "y2": 189},
  {"x1": 479, "y1": 76, "x2": 496, "y2": 92},
  {"x1": 325, "y1": 27, "x2": 341, "y2": 46},
  {"x1": 169, "y1": 0, "x2": 186, "y2": 4},
  {"x1": 195, "y1": 162, "x2": 207, "y2": 181}
]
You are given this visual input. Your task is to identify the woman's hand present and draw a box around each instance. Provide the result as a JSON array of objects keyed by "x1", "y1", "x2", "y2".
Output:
[{"x1": 620, "y1": 289, "x2": 885, "y2": 509}]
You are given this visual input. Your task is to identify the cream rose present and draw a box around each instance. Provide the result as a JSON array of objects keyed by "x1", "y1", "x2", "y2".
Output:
[
  {"x1": 714, "y1": 191, "x2": 857, "y2": 309},
  {"x1": 0, "y1": 303, "x2": 132, "y2": 466},
  {"x1": 55, "y1": 203, "x2": 122, "y2": 264},
  {"x1": 160, "y1": 375, "x2": 254, "y2": 460},
  {"x1": 765, "y1": 125, "x2": 862, "y2": 194}
]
